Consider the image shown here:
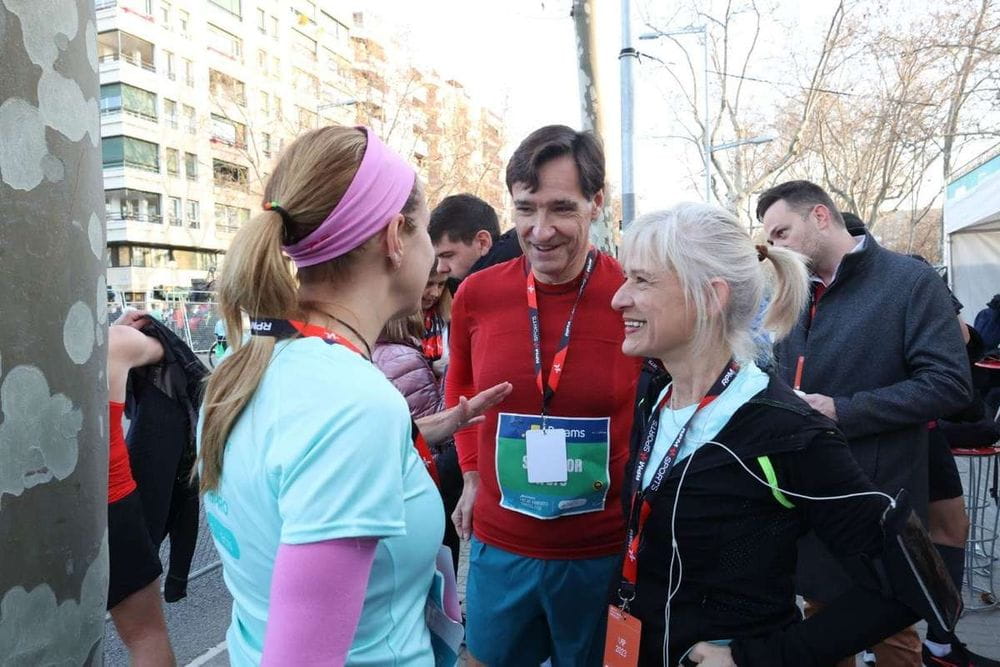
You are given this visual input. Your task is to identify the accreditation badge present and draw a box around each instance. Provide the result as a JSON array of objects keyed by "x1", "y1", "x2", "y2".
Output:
[{"x1": 494, "y1": 412, "x2": 610, "y2": 519}]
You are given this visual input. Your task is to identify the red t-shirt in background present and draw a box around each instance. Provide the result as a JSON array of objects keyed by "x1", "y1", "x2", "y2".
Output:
[
  {"x1": 108, "y1": 401, "x2": 137, "y2": 503},
  {"x1": 445, "y1": 253, "x2": 641, "y2": 560}
]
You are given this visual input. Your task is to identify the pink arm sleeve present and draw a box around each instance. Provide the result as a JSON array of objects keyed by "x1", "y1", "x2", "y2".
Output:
[{"x1": 261, "y1": 538, "x2": 377, "y2": 666}]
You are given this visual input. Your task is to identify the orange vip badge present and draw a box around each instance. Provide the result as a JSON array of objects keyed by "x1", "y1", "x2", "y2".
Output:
[{"x1": 603, "y1": 605, "x2": 642, "y2": 667}]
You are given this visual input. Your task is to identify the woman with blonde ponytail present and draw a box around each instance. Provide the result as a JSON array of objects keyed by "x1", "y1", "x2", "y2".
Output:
[
  {"x1": 198, "y1": 125, "x2": 510, "y2": 666},
  {"x1": 607, "y1": 204, "x2": 927, "y2": 666}
]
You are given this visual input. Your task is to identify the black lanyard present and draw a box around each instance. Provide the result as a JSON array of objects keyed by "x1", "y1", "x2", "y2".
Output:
[
  {"x1": 619, "y1": 359, "x2": 740, "y2": 600},
  {"x1": 525, "y1": 249, "x2": 597, "y2": 418}
]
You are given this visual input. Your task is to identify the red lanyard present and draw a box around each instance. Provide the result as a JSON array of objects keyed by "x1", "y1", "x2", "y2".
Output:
[
  {"x1": 525, "y1": 249, "x2": 597, "y2": 417},
  {"x1": 249, "y1": 317, "x2": 440, "y2": 486},
  {"x1": 422, "y1": 310, "x2": 445, "y2": 361},
  {"x1": 808, "y1": 282, "x2": 827, "y2": 327},
  {"x1": 619, "y1": 360, "x2": 740, "y2": 602},
  {"x1": 795, "y1": 282, "x2": 827, "y2": 391}
]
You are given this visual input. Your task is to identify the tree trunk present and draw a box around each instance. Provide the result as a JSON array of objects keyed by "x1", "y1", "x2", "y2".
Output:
[
  {"x1": 0, "y1": 1, "x2": 109, "y2": 663},
  {"x1": 573, "y1": 0, "x2": 603, "y2": 140},
  {"x1": 573, "y1": 0, "x2": 612, "y2": 250}
]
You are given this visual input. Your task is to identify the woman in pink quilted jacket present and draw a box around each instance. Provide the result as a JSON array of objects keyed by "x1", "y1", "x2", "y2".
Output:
[
  {"x1": 375, "y1": 309, "x2": 464, "y2": 571},
  {"x1": 373, "y1": 312, "x2": 443, "y2": 420}
]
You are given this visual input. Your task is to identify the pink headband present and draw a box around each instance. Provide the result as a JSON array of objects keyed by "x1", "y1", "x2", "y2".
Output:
[{"x1": 282, "y1": 126, "x2": 416, "y2": 268}]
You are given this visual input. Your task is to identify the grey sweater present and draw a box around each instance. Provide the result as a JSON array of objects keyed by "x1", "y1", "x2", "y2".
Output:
[{"x1": 775, "y1": 234, "x2": 972, "y2": 601}]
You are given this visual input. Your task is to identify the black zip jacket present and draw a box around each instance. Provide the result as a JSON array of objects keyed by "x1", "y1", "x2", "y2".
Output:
[
  {"x1": 125, "y1": 319, "x2": 208, "y2": 597},
  {"x1": 620, "y1": 362, "x2": 916, "y2": 666}
]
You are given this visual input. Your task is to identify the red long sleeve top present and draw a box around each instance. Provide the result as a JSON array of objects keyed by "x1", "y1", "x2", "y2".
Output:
[
  {"x1": 445, "y1": 254, "x2": 641, "y2": 559},
  {"x1": 109, "y1": 401, "x2": 137, "y2": 503}
]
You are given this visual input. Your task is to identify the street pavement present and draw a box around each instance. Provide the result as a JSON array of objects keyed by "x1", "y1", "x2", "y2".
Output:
[{"x1": 103, "y1": 509, "x2": 231, "y2": 666}]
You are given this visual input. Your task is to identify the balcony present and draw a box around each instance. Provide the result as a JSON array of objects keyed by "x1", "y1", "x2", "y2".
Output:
[
  {"x1": 209, "y1": 136, "x2": 247, "y2": 151},
  {"x1": 103, "y1": 159, "x2": 158, "y2": 173},
  {"x1": 98, "y1": 30, "x2": 156, "y2": 73},
  {"x1": 98, "y1": 51, "x2": 155, "y2": 73},
  {"x1": 108, "y1": 211, "x2": 163, "y2": 225},
  {"x1": 101, "y1": 106, "x2": 158, "y2": 122}
]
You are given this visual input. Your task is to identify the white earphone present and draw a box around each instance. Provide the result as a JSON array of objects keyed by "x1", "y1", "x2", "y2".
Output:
[{"x1": 660, "y1": 439, "x2": 896, "y2": 667}]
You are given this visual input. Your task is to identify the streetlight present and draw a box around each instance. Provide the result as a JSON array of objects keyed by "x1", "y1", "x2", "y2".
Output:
[
  {"x1": 316, "y1": 99, "x2": 357, "y2": 126},
  {"x1": 639, "y1": 26, "x2": 710, "y2": 201},
  {"x1": 711, "y1": 134, "x2": 776, "y2": 152},
  {"x1": 620, "y1": 0, "x2": 638, "y2": 229}
]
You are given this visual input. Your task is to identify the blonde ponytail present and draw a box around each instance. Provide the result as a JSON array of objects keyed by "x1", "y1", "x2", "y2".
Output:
[
  {"x1": 761, "y1": 245, "x2": 809, "y2": 341},
  {"x1": 198, "y1": 211, "x2": 297, "y2": 492}
]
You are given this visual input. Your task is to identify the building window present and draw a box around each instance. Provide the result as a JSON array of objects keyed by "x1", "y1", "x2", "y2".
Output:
[
  {"x1": 163, "y1": 50, "x2": 175, "y2": 80},
  {"x1": 212, "y1": 159, "x2": 249, "y2": 187},
  {"x1": 97, "y1": 30, "x2": 155, "y2": 72},
  {"x1": 272, "y1": 55, "x2": 280, "y2": 78},
  {"x1": 186, "y1": 200, "x2": 200, "y2": 228},
  {"x1": 109, "y1": 244, "x2": 220, "y2": 270},
  {"x1": 184, "y1": 152, "x2": 198, "y2": 179},
  {"x1": 105, "y1": 188, "x2": 162, "y2": 223},
  {"x1": 294, "y1": 67, "x2": 319, "y2": 97},
  {"x1": 262, "y1": 132, "x2": 272, "y2": 157},
  {"x1": 210, "y1": 114, "x2": 247, "y2": 148},
  {"x1": 183, "y1": 105, "x2": 196, "y2": 134},
  {"x1": 257, "y1": 49, "x2": 268, "y2": 75},
  {"x1": 207, "y1": 23, "x2": 243, "y2": 62},
  {"x1": 297, "y1": 106, "x2": 317, "y2": 131},
  {"x1": 292, "y1": 29, "x2": 316, "y2": 61},
  {"x1": 208, "y1": 0, "x2": 241, "y2": 18},
  {"x1": 298, "y1": 1, "x2": 316, "y2": 22},
  {"x1": 163, "y1": 98, "x2": 177, "y2": 127},
  {"x1": 102, "y1": 136, "x2": 160, "y2": 172},
  {"x1": 275, "y1": 97, "x2": 283, "y2": 120},
  {"x1": 320, "y1": 11, "x2": 349, "y2": 42},
  {"x1": 214, "y1": 203, "x2": 250, "y2": 232},
  {"x1": 165, "y1": 148, "x2": 179, "y2": 176},
  {"x1": 209, "y1": 69, "x2": 246, "y2": 106},
  {"x1": 183, "y1": 58, "x2": 194, "y2": 86},
  {"x1": 260, "y1": 91, "x2": 270, "y2": 115},
  {"x1": 270, "y1": 16, "x2": 279, "y2": 39},
  {"x1": 168, "y1": 196, "x2": 182, "y2": 225},
  {"x1": 109, "y1": 246, "x2": 131, "y2": 268},
  {"x1": 178, "y1": 9, "x2": 189, "y2": 33},
  {"x1": 100, "y1": 82, "x2": 158, "y2": 120},
  {"x1": 160, "y1": 0, "x2": 171, "y2": 25},
  {"x1": 257, "y1": 8, "x2": 266, "y2": 33}
]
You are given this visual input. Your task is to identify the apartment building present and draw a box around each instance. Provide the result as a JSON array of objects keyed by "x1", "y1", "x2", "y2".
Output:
[{"x1": 97, "y1": 1, "x2": 504, "y2": 299}]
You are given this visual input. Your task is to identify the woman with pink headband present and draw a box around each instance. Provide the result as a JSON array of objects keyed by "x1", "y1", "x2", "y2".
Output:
[{"x1": 197, "y1": 125, "x2": 511, "y2": 666}]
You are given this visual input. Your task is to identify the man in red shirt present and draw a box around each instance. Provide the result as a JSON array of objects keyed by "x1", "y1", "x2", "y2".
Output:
[{"x1": 446, "y1": 125, "x2": 641, "y2": 667}]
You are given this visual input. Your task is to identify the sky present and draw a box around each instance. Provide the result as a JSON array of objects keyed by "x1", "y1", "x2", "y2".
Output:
[{"x1": 365, "y1": 0, "x2": 848, "y2": 213}]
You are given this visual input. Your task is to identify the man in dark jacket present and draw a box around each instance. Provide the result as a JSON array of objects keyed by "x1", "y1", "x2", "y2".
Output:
[
  {"x1": 429, "y1": 193, "x2": 522, "y2": 288},
  {"x1": 759, "y1": 180, "x2": 973, "y2": 667},
  {"x1": 974, "y1": 294, "x2": 1000, "y2": 351}
]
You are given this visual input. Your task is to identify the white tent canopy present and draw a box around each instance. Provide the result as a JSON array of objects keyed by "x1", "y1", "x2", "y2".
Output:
[{"x1": 944, "y1": 152, "x2": 1000, "y2": 322}]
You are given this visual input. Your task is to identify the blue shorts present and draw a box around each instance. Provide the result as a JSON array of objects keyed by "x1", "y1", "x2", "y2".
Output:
[{"x1": 465, "y1": 537, "x2": 618, "y2": 667}]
